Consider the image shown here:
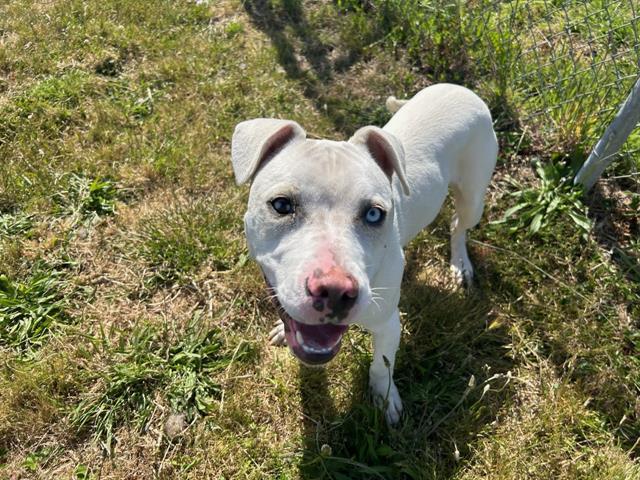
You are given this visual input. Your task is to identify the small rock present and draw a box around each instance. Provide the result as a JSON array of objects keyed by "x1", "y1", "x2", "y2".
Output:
[{"x1": 164, "y1": 413, "x2": 188, "y2": 440}]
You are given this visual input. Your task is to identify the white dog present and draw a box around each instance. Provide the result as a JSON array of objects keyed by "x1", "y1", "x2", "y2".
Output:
[{"x1": 230, "y1": 84, "x2": 497, "y2": 424}]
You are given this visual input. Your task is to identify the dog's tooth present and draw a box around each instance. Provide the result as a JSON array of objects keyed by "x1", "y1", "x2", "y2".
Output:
[
  {"x1": 300, "y1": 343, "x2": 334, "y2": 355},
  {"x1": 295, "y1": 331, "x2": 304, "y2": 346}
]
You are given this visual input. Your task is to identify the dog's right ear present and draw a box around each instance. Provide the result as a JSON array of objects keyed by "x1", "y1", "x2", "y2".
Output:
[
  {"x1": 349, "y1": 126, "x2": 410, "y2": 195},
  {"x1": 231, "y1": 119, "x2": 306, "y2": 185}
]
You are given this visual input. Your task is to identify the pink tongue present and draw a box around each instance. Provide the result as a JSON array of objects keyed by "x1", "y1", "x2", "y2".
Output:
[{"x1": 294, "y1": 321, "x2": 348, "y2": 348}]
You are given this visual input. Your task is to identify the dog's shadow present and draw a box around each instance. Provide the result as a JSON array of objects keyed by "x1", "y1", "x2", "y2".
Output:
[{"x1": 296, "y1": 237, "x2": 514, "y2": 479}]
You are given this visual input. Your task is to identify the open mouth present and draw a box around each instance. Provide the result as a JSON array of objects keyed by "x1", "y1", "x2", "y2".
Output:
[
  {"x1": 265, "y1": 278, "x2": 348, "y2": 365},
  {"x1": 283, "y1": 314, "x2": 348, "y2": 365}
]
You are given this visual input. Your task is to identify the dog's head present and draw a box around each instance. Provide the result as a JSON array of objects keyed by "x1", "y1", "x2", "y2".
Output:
[{"x1": 231, "y1": 119, "x2": 409, "y2": 365}]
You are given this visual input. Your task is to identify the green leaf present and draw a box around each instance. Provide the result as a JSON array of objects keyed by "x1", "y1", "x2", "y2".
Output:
[
  {"x1": 376, "y1": 444, "x2": 396, "y2": 458},
  {"x1": 502, "y1": 202, "x2": 529, "y2": 219},
  {"x1": 0, "y1": 275, "x2": 14, "y2": 294},
  {"x1": 545, "y1": 195, "x2": 562, "y2": 215},
  {"x1": 567, "y1": 211, "x2": 592, "y2": 232},
  {"x1": 520, "y1": 205, "x2": 544, "y2": 221},
  {"x1": 529, "y1": 213, "x2": 543, "y2": 234}
]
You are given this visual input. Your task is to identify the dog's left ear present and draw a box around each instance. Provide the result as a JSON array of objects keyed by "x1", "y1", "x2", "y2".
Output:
[
  {"x1": 231, "y1": 118, "x2": 306, "y2": 185},
  {"x1": 349, "y1": 126, "x2": 410, "y2": 195}
]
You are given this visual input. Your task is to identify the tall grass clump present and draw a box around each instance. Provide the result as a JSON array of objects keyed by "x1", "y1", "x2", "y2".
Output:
[{"x1": 334, "y1": 0, "x2": 639, "y2": 155}]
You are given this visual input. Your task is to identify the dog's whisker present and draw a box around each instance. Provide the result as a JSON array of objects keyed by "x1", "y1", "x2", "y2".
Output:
[
  {"x1": 370, "y1": 286, "x2": 400, "y2": 291},
  {"x1": 262, "y1": 293, "x2": 280, "y2": 303},
  {"x1": 370, "y1": 294, "x2": 386, "y2": 312}
]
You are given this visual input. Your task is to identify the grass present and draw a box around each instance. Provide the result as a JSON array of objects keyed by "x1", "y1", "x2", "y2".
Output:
[
  {"x1": 53, "y1": 173, "x2": 119, "y2": 219},
  {"x1": 0, "y1": 0, "x2": 638, "y2": 478},
  {"x1": 0, "y1": 212, "x2": 34, "y2": 237},
  {"x1": 331, "y1": 0, "x2": 639, "y2": 157},
  {"x1": 137, "y1": 196, "x2": 246, "y2": 288},
  {"x1": 72, "y1": 311, "x2": 255, "y2": 455}
]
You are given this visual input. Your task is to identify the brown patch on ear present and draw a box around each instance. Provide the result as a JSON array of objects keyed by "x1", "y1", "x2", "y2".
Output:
[
  {"x1": 258, "y1": 125, "x2": 295, "y2": 173},
  {"x1": 349, "y1": 126, "x2": 410, "y2": 195},
  {"x1": 364, "y1": 131, "x2": 395, "y2": 180},
  {"x1": 231, "y1": 119, "x2": 306, "y2": 185}
]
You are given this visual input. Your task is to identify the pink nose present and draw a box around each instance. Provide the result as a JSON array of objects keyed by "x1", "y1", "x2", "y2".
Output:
[{"x1": 305, "y1": 267, "x2": 359, "y2": 320}]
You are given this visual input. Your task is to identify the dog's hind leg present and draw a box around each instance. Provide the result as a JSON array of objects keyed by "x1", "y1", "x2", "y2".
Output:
[
  {"x1": 450, "y1": 186, "x2": 483, "y2": 284},
  {"x1": 449, "y1": 136, "x2": 497, "y2": 284}
]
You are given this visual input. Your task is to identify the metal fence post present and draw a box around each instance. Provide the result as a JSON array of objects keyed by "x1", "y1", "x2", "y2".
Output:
[{"x1": 574, "y1": 76, "x2": 640, "y2": 191}]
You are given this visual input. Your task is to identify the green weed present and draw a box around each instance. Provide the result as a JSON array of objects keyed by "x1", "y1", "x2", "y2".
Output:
[
  {"x1": 303, "y1": 403, "x2": 421, "y2": 479},
  {"x1": 0, "y1": 266, "x2": 71, "y2": 353},
  {"x1": 225, "y1": 21, "x2": 244, "y2": 38},
  {"x1": 72, "y1": 312, "x2": 253, "y2": 455},
  {"x1": 22, "y1": 446, "x2": 61, "y2": 473},
  {"x1": 74, "y1": 464, "x2": 94, "y2": 480},
  {"x1": 494, "y1": 161, "x2": 592, "y2": 237},
  {"x1": 53, "y1": 173, "x2": 118, "y2": 219},
  {"x1": 0, "y1": 212, "x2": 34, "y2": 237}
]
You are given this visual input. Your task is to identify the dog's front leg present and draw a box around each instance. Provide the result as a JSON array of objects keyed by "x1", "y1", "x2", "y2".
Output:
[{"x1": 368, "y1": 309, "x2": 403, "y2": 425}]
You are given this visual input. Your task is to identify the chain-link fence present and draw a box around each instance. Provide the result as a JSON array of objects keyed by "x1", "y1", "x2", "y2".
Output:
[
  {"x1": 354, "y1": 0, "x2": 639, "y2": 189},
  {"x1": 476, "y1": 0, "x2": 640, "y2": 190}
]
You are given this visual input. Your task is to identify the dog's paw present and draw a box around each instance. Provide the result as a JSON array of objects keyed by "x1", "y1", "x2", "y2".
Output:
[
  {"x1": 370, "y1": 378, "x2": 403, "y2": 425},
  {"x1": 450, "y1": 261, "x2": 473, "y2": 287},
  {"x1": 268, "y1": 320, "x2": 287, "y2": 346}
]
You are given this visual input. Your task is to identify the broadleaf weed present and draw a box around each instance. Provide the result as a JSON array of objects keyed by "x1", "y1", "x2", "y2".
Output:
[
  {"x1": 53, "y1": 173, "x2": 118, "y2": 220},
  {"x1": 494, "y1": 161, "x2": 592, "y2": 238}
]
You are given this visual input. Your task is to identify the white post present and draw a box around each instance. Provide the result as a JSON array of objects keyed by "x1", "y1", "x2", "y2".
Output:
[{"x1": 574, "y1": 76, "x2": 640, "y2": 191}]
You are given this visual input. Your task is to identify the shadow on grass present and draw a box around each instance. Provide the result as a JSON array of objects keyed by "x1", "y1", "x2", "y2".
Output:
[
  {"x1": 242, "y1": 0, "x2": 392, "y2": 135},
  {"x1": 242, "y1": 0, "x2": 523, "y2": 138},
  {"x1": 242, "y1": 0, "x2": 332, "y2": 88},
  {"x1": 567, "y1": 181, "x2": 640, "y2": 452},
  {"x1": 588, "y1": 182, "x2": 640, "y2": 288},
  {"x1": 296, "y1": 243, "x2": 514, "y2": 479}
]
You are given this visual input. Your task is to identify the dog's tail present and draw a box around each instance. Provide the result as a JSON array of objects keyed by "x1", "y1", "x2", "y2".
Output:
[{"x1": 385, "y1": 96, "x2": 408, "y2": 114}]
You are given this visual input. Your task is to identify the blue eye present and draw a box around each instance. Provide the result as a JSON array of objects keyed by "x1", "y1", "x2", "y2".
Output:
[
  {"x1": 271, "y1": 197, "x2": 294, "y2": 215},
  {"x1": 365, "y1": 206, "x2": 385, "y2": 225}
]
